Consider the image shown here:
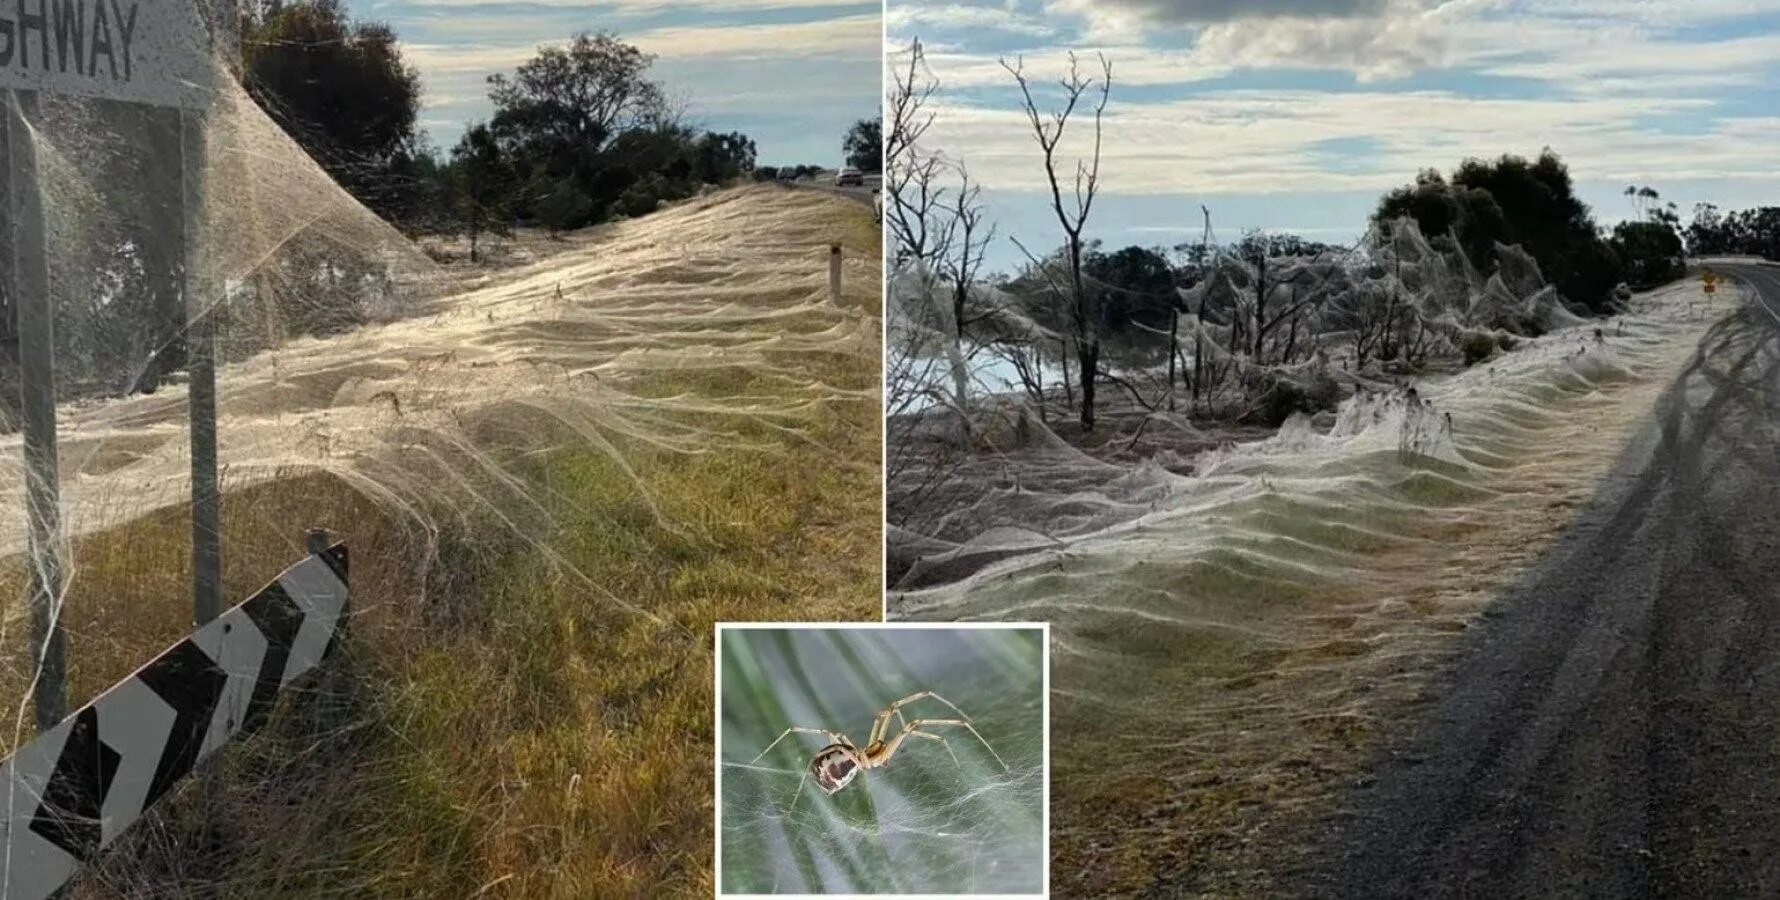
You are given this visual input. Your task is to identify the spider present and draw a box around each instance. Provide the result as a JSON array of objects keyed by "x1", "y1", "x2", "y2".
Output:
[{"x1": 749, "y1": 691, "x2": 1010, "y2": 810}]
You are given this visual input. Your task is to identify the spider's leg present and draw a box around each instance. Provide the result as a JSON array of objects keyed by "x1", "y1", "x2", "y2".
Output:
[
  {"x1": 882, "y1": 691, "x2": 981, "y2": 738},
  {"x1": 872, "y1": 690, "x2": 940, "y2": 745},
  {"x1": 869, "y1": 706, "x2": 916, "y2": 747},
  {"x1": 896, "y1": 717, "x2": 1010, "y2": 772},
  {"x1": 750, "y1": 726, "x2": 842, "y2": 765},
  {"x1": 908, "y1": 691, "x2": 976, "y2": 725},
  {"x1": 784, "y1": 768, "x2": 811, "y2": 815},
  {"x1": 899, "y1": 730, "x2": 961, "y2": 768}
]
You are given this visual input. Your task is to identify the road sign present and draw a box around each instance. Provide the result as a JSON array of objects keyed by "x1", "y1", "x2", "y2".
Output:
[
  {"x1": 6, "y1": 0, "x2": 223, "y2": 731},
  {"x1": 0, "y1": 544, "x2": 349, "y2": 900},
  {"x1": 0, "y1": 0, "x2": 215, "y2": 109}
]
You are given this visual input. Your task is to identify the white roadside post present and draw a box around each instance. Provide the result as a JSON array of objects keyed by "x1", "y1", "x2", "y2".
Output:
[
  {"x1": 829, "y1": 243, "x2": 844, "y2": 306},
  {"x1": 2, "y1": 0, "x2": 218, "y2": 730}
]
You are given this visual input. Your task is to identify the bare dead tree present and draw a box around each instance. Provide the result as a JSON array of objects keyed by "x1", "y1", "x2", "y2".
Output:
[
  {"x1": 885, "y1": 36, "x2": 977, "y2": 527},
  {"x1": 886, "y1": 39, "x2": 935, "y2": 173},
  {"x1": 1006, "y1": 236, "x2": 1079, "y2": 413},
  {"x1": 887, "y1": 39, "x2": 954, "y2": 267},
  {"x1": 1002, "y1": 51, "x2": 1112, "y2": 432},
  {"x1": 1192, "y1": 206, "x2": 1212, "y2": 412},
  {"x1": 936, "y1": 165, "x2": 995, "y2": 424}
]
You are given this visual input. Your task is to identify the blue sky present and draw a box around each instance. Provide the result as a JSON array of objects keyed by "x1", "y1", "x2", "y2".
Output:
[
  {"x1": 887, "y1": 0, "x2": 1780, "y2": 271},
  {"x1": 360, "y1": 0, "x2": 880, "y2": 165}
]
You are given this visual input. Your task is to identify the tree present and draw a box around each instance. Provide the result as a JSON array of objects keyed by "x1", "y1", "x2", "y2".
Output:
[
  {"x1": 1685, "y1": 205, "x2": 1780, "y2": 260},
  {"x1": 1376, "y1": 169, "x2": 1506, "y2": 269},
  {"x1": 479, "y1": 32, "x2": 758, "y2": 229},
  {"x1": 885, "y1": 40, "x2": 949, "y2": 267},
  {"x1": 1084, "y1": 245, "x2": 1174, "y2": 335},
  {"x1": 1376, "y1": 151, "x2": 1624, "y2": 311},
  {"x1": 844, "y1": 118, "x2": 883, "y2": 173},
  {"x1": 448, "y1": 124, "x2": 516, "y2": 262},
  {"x1": 1004, "y1": 52, "x2": 1113, "y2": 432},
  {"x1": 242, "y1": 0, "x2": 424, "y2": 222},
  {"x1": 693, "y1": 131, "x2": 757, "y2": 183},
  {"x1": 529, "y1": 175, "x2": 593, "y2": 237},
  {"x1": 486, "y1": 31, "x2": 668, "y2": 225},
  {"x1": 1611, "y1": 220, "x2": 1684, "y2": 289},
  {"x1": 1452, "y1": 151, "x2": 1620, "y2": 309},
  {"x1": 488, "y1": 32, "x2": 666, "y2": 160},
  {"x1": 936, "y1": 165, "x2": 995, "y2": 433}
]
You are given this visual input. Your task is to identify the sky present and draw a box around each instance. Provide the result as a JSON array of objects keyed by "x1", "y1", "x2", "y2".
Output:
[
  {"x1": 361, "y1": 0, "x2": 881, "y2": 165},
  {"x1": 887, "y1": 0, "x2": 1780, "y2": 271}
]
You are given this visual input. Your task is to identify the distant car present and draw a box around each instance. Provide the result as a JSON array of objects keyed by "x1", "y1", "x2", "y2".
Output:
[{"x1": 836, "y1": 167, "x2": 864, "y2": 187}]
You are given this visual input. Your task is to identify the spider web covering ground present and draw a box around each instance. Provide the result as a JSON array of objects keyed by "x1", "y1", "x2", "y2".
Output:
[
  {"x1": 888, "y1": 217, "x2": 1592, "y2": 588},
  {"x1": 719, "y1": 628, "x2": 1044, "y2": 895},
  {"x1": 0, "y1": 15, "x2": 880, "y2": 894},
  {"x1": 887, "y1": 219, "x2": 1737, "y2": 891}
]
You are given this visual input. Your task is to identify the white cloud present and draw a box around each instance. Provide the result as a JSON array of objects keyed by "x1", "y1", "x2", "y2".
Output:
[
  {"x1": 897, "y1": 0, "x2": 1780, "y2": 102},
  {"x1": 921, "y1": 89, "x2": 1780, "y2": 194},
  {"x1": 1041, "y1": 0, "x2": 1387, "y2": 29},
  {"x1": 404, "y1": 13, "x2": 880, "y2": 78},
  {"x1": 404, "y1": 0, "x2": 860, "y2": 11},
  {"x1": 635, "y1": 14, "x2": 883, "y2": 59},
  {"x1": 1478, "y1": 30, "x2": 1780, "y2": 91},
  {"x1": 1188, "y1": 0, "x2": 1456, "y2": 83},
  {"x1": 886, "y1": 4, "x2": 1059, "y2": 37},
  {"x1": 1519, "y1": 0, "x2": 1780, "y2": 23}
]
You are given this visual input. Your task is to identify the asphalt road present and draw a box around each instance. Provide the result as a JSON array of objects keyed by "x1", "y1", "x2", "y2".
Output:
[
  {"x1": 789, "y1": 172, "x2": 881, "y2": 207},
  {"x1": 1303, "y1": 264, "x2": 1780, "y2": 899}
]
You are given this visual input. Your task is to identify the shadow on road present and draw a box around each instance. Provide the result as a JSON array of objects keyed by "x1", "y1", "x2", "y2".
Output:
[{"x1": 1304, "y1": 265, "x2": 1780, "y2": 898}]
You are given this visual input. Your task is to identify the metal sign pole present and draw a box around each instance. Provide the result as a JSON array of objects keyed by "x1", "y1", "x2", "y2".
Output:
[
  {"x1": 184, "y1": 107, "x2": 222, "y2": 627},
  {"x1": 7, "y1": 88, "x2": 68, "y2": 732}
]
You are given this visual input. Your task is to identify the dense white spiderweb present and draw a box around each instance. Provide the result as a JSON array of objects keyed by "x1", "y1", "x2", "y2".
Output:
[
  {"x1": 886, "y1": 216, "x2": 1610, "y2": 587},
  {"x1": 0, "y1": 19, "x2": 877, "y2": 741},
  {"x1": 719, "y1": 628, "x2": 1045, "y2": 895},
  {"x1": 886, "y1": 200, "x2": 1734, "y2": 887}
]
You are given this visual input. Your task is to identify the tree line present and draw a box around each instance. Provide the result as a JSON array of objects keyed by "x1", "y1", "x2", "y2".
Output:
[
  {"x1": 240, "y1": 0, "x2": 882, "y2": 259},
  {"x1": 1685, "y1": 205, "x2": 1780, "y2": 261}
]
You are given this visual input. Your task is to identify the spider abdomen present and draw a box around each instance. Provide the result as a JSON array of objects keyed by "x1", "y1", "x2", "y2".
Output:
[{"x1": 810, "y1": 744, "x2": 860, "y2": 794}]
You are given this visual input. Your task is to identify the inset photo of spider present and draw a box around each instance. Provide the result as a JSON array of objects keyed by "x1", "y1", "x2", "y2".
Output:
[{"x1": 715, "y1": 623, "x2": 1048, "y2": 896}]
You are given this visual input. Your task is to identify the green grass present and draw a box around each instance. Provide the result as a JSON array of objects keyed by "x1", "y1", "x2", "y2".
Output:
[
  {"x1": 2, "y1": 216, "x2": 882, "y2": 896},
  {"x1": 31, "y1": 362, "x2": 879, "y2": 897}
]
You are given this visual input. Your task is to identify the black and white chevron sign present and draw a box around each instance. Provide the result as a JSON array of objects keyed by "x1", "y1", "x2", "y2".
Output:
[{"x1": 0, "y1": 543, "x2": 349, "y2": 900}]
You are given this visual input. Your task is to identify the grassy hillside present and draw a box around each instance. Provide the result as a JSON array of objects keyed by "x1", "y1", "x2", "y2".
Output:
[{"x1": 0, "y1": 185, "x2": 881, "y2": 898}]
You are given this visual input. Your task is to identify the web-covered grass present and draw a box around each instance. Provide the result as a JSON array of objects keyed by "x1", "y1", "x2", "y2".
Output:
[
  {"x1": 1, "y1": 45, "x2": 882, "y2": 895},
  {"x1": 889, "y1": 276, "x2": 1737, "y2": 894}
]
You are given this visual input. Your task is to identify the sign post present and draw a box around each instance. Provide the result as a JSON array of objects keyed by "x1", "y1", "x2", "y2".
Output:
[
  {"x1": 2, "y1": 0, "x2": 218, "y2": 730},
  {"x1": 184, "y1": 110, "x2": 221, "y2": 627},
  {"x1": 7, "y1": 88, "x2": 67, "y2": 732}
]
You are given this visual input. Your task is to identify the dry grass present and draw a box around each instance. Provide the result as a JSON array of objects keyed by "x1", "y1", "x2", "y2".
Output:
[{"x1": 0, "y1": 194, "x2": 881, "y2": 898}]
